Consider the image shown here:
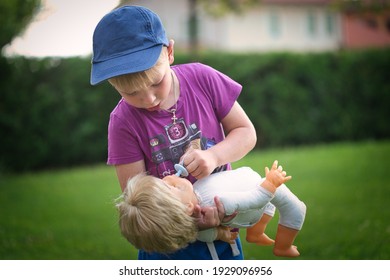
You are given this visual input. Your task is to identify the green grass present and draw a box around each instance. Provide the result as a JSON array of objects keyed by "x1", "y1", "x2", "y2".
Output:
[
  {"x1": 0, "y1": 166, "x2": 134, "y2": 260},
  {"x1": 233, "y1": 141, "x2": 390, "y2": 260},
  {"x1": 1, "y1": 141, "x2": 389, "y2": 260}
]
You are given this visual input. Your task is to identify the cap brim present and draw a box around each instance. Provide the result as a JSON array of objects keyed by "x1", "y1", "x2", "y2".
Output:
[{"x1": 90, "y1": 44, "x2": 163, "y2": 85}]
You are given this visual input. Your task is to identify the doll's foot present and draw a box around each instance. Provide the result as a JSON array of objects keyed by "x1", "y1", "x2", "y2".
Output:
[
  {"x1": 273, "y1": 245, "x2": 300, "y2": 257},
  {"x1": 246, "y1": 233, "x2": 275, "y2": 246}
]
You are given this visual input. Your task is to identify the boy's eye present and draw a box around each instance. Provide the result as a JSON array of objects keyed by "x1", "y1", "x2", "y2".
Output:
[
  {"x1": 152, "y1": 75, "x2": 165, "y2": 87},
  {"x1": 123, "y1": 91, "x2": 137, "y2": 97}
]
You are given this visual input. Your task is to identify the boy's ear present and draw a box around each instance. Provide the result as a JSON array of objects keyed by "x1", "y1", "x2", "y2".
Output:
[{"x1": 168, "y1": 39, "x2": 175, "y2": 64}]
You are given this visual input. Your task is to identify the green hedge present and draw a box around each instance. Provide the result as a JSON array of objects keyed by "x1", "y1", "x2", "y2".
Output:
[
  {"x1": 190, "y1": 49, "x2": 390, "y2": 147},
  {"x1": 1, "y1": 48, "x2": 389, "y2": 172},
  {"x1": 0, "y1": 57, "x2": 120, "y2": 171}
]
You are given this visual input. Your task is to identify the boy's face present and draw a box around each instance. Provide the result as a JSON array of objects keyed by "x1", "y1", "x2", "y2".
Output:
[
  {"x1": 116, "y1": 62, "x2": 172, "y2": 110},
  {"x1": 114, "y1": 42, "x2": 176, "y2": 111},
  {"x1": 162, "y1": 175, "x2": 195, "y2": 214}
]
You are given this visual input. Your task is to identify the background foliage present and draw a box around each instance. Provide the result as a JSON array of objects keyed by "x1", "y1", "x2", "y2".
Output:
[
  {"x1": 0, "y1": 0, "x2": 41, "y2": 49},
  {"x1": 1, "y1": 49, "x2": 389, "y2": 172}
]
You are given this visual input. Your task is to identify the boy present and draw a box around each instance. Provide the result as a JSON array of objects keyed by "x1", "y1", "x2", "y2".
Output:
[
  {"x1": 117, "y1": 160, "x2": 306, "y2": 258},
  {"x1": 91, "y1": 6, "x2": 257, "y2": 259}
]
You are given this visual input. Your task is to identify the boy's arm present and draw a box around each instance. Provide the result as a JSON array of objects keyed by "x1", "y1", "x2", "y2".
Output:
[
  {"x1": 182, "y1": 102, "x2": 256, "y2": 179},
  {"x1": 115, "y1": 160, "x2": 146, "y2": 191}
]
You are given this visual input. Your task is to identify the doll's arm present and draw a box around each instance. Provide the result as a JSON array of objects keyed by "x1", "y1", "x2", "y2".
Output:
[
  {"x1": 197, "y1": 226, "x2": 238, "y2": 243},
  {"x1": 197, "y1": 228, "x2": 218, "y2": 242},
  {"x1": 218, "y1": 161, "x2": 291, "y2": 215},
  {"x1": 218, "y1": 186, "x2": 274, "y2": 215}
]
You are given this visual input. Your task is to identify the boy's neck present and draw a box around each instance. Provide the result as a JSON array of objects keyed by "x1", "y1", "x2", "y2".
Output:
[{"x1": 161, "y1": 70, "x2": 180, "y2": 111}]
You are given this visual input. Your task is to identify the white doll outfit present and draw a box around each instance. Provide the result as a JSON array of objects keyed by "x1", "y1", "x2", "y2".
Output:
[{"x1": 193, "y1": 167, "x2": 306, "y2": 259}]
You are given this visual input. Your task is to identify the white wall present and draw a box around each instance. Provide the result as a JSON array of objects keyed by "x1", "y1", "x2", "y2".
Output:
[{"x1": 200, "y1": 5, "x2": 342, "y2": 52}]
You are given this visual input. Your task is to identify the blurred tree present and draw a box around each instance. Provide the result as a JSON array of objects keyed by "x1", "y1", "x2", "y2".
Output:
[
  {"x1": 199, "y1": 0, "x2": 258, "y2": 17},
  {"x1": 0, "y1": 0, "x2": 42, "y2": 52},
  {"x1": 332, "y1": 0, "x2": 390, "y2": 13}
]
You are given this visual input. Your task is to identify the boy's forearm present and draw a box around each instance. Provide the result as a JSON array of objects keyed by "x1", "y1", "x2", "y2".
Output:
[
  {"x1": 213, "y1": 101, "x2": 257, "y2": 168},
  {"x1": 209, "y1": 126, "x2": 256, "y2": 168}
]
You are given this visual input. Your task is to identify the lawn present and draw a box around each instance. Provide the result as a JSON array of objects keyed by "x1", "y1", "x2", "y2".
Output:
[{"x1": 0, "y1": 141, "x2": 389, "y2": 260}]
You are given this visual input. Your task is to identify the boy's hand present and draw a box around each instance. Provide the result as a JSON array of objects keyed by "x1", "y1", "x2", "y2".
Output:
[
  {"x1": 181, "y1": 148, "x2": 217, "y2": 179},
  {"x1": 192, "y1": 197, "x2": 237, "y2": 230},
  {"x1": 262, "y1": 160, "x2": 292, "y2": 192},
  {"x1": 193, "y1": 204, "x2": 220, "y2": 230},
  {"x1": 215, "y1": 196, "x2": 237, "y2": 224}
]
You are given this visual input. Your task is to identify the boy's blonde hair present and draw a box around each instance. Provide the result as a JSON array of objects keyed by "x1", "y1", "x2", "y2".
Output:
[
  {"x1": 108, "y1": 47, "x2": 168, "y2": 93},
  {"x1": 116, "y1": 173, "x2": 198, "y2": 253}
]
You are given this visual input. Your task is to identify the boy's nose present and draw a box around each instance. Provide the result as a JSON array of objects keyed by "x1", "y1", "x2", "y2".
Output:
[{"x1": 143, "y1": 92, "x2": 157, "y2": 105}]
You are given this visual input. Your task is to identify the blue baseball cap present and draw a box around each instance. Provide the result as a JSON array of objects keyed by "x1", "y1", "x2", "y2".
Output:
[{"x1": 90, "y1": 6, "x2": 169, "y2": 85}]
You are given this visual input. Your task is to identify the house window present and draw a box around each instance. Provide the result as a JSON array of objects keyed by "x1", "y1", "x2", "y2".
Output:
[
  {"x1": 364, "y1": 17, "x2": 378, "y2": 29},
  {"x1": 269, "y1": 11, "x2": 281, "y2": 38},
  {"x1": 307, "y1": 11, "x2": 318, "y2": 37},
  {"x1": 325, "y1": 12, "x2": 335, "y2": 35}
]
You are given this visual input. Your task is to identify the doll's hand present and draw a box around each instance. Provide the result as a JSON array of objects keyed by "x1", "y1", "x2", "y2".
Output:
[
  {"x1": 181, "y1": 148, "x2": 217, "y2": 179},
  {"x1": 263, "y1": 160, "x2": 292, "y2": 191},
  {"x1": 216, "y1": 226, "x2": 238, "y2": 244}
]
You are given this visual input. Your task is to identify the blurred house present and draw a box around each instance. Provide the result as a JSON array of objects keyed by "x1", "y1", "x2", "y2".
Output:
[
  {"x1": 341, "y1": 4, "x2": 390, "y2": 49},
  {"x1": 121, "y1": 0, "x2": 390, "y2": 52}
]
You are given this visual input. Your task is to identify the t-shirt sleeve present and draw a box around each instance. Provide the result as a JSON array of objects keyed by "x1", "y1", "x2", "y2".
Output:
[
  {"x1": 196, "y1": 63, "x2": 242, "y2": 121},
  {"x1": 107, "y1": 111, "x2": 144, "y2": 165}
]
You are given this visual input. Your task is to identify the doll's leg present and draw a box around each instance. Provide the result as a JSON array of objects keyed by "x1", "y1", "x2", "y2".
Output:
[
  {"x1": 270, "y1": 184, "x2": 306, "y2": 257},
  {"x1": 273, "y1": 224, "x2": 300, "y2": 257},
  {"x1": 246, "y1": 213, "x2": 275, "y2": 245}
]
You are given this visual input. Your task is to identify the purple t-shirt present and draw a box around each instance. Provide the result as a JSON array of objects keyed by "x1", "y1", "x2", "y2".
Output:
[{"x1": 107, "y1": 63, "x2": 242, "y2": 182}]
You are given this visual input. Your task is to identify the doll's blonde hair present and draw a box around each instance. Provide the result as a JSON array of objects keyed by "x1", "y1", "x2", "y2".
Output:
[
  {"x1": 108, "y1": 47, "x2": 168, "y2": 93},
  {"x1": 116, "y1": 173, "x2": 198, "y2": 253}
]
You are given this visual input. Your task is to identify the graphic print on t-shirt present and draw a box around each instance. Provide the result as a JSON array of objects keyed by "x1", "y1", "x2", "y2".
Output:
[{"x1": 148, "y1": 118, "x2": 225, "y2": 178}]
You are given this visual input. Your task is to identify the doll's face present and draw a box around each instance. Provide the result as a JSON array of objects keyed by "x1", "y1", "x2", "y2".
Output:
[{"x1": 162, "y1": 175, "x2": 195, "y2": 209}]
